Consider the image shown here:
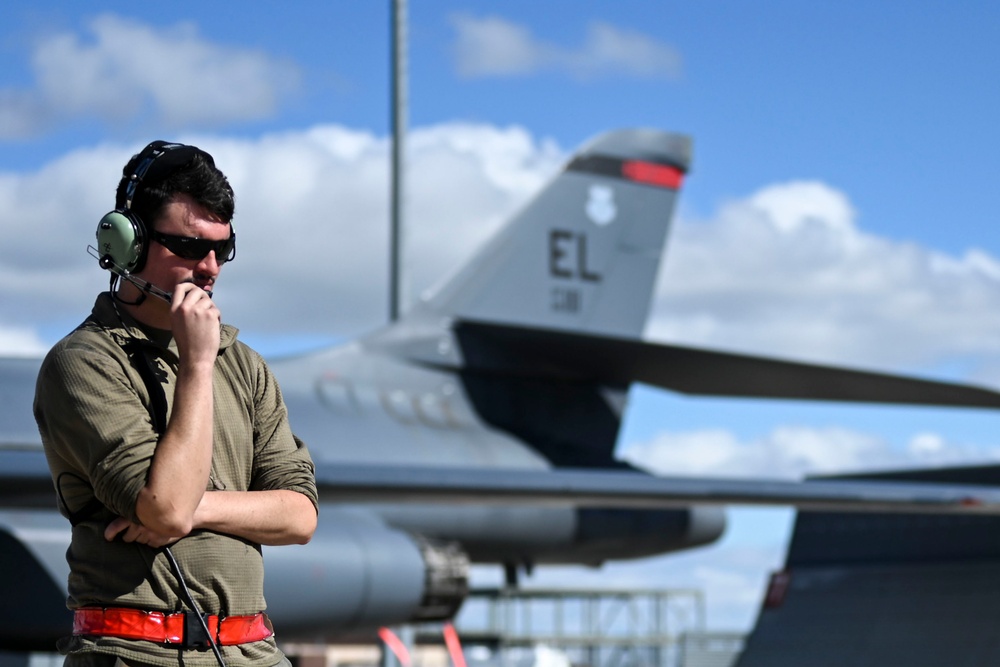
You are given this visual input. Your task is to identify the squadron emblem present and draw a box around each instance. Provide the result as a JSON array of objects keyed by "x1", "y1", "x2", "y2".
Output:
[{"x1": 585, "y1": 185, "x2": 617, "y2": 226}]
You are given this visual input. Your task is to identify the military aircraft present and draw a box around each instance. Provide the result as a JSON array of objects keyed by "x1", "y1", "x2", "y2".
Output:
[{"x1": 4, "y1": 128, "x2": 1000, "y2": 663}]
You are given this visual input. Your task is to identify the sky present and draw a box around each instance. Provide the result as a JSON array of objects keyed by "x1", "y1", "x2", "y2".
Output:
[{"x1": 4, "y1": 1, "x2": 1000, "y2": 633}]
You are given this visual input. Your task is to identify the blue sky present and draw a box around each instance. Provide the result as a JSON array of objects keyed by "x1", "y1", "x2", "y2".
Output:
[
  {"x1": 3, "y1": 1, "x2": 1000, "y2": 631},
  {"x1": 6, "y1": 1, "x2": 1000, "y2": 257}
]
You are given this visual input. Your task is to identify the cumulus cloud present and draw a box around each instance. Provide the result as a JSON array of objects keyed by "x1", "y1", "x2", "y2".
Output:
[
  {"x1": 620, "y1": 425, "x2": 1000, "y2": 480},
  {"x1": 4, "y1": 121, "x2": 1000, "y2": 392},
  {"x1": 450, "y1": 14, "x2": 682, "y2": 81},
  {"x1": 0, "y1": 326, "x2": 49, "y2": 358},
  {"x1": 0, "y1": 122, "x2": 564, "y2": 348},
  {"x1": 4, "y1": 123, "x2": 1000, "y2": 386},
  {"x1": 651, "y1": 180, "x2": 1000, "y2": 378},
  {"x1": 0, "y1": 14, "x2": 300, "y2": 138}
]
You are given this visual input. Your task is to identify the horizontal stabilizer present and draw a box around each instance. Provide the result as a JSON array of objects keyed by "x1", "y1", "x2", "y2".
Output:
[{"x1": 453, "y1": 320, "x2": 1000, "y2": 409}]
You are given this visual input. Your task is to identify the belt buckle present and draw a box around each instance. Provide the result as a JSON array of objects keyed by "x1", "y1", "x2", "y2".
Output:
[{"x1": 183, "y1": 611, "x2": 212, "y2": 650}]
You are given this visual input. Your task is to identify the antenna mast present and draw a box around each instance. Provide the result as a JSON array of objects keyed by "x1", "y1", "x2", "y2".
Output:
[{"x1": 390, "y1": 0, "x2": 408, "y2": 321}]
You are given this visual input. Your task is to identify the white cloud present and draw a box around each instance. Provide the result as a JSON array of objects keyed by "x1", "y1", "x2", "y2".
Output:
[
  {"x1": 0, "y1": 122, "x2": 564, "y2": 351},
  {"x1": 651, "y1": 180, "x2": 1000, "y2": 377},
  {"x1": 450, "y1": 14, "x2": 682, "y2": 81},
  {"x1": 620, "y1": 425, "x2": 1000, "y2": 480},
  {"x1": 5, "y1": 123, "x2": 1000, "y2": 395},
  {"x1": 748, "y1": 180, "x2": 856, "y2": 234},
  {"x1": 0, "y1": 326, "x2": 48, "y2": 357},
  {"x1": 450, "y1": 14, "x2": 542, "y2": 78},
  {"x1": 0, "y1": 14, "x2": 300, "y2": 138}
]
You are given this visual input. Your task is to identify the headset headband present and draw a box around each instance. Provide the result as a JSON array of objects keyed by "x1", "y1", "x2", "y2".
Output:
[{"x1": 118, "y1": 141, "x2": 211, "y2": 213}]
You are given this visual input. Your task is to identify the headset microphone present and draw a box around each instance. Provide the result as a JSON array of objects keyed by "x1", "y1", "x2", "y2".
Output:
[{"x1": 87, "y1": 245, "x2": 173, "y2": 304}]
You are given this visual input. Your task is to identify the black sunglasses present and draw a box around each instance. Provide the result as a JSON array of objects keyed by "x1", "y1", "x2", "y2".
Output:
[{"x1": 151, "y1": 230, "x2": 237, "y2": 264}]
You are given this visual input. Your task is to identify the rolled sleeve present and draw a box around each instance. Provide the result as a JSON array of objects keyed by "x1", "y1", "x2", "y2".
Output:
[{"x1": 36, "y1": 340, "x2": 159, "y2": 523}]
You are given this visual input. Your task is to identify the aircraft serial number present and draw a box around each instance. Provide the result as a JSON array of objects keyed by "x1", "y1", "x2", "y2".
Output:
[{"x1": 551, "y1": 287, "x2": 581, "y2": 313}]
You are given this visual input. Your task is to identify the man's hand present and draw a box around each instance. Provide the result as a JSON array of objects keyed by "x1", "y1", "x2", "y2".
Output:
[
  {"x1": 170, "y1": 283, "x2": 221, "y2": 366},
  {"x1": 105, "y1": 516, "x2": 182, "y2": 549}
]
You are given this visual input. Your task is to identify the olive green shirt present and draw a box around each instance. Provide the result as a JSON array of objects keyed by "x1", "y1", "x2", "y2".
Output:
[{"x1": 34, "y1": 293, "x2": 318, "y2": 667}]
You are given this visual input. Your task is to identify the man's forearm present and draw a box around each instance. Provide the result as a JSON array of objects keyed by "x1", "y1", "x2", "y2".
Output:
[
  {"x1": 136, "y1": 359, "x2": 215, "y2": 536},
  {"x1": 194, "y1": 489, "x2": 317, "y2": 546}
]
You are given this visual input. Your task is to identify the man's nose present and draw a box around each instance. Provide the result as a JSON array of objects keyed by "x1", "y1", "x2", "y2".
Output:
[{"x1": 198, "y1": 251, "x2": 221, "y2": 275}]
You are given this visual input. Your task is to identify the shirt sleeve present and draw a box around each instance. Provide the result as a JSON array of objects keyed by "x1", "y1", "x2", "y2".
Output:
[
  {"x1": 246, "y1": 349, "x2": 319, "y2": 513},
  {"x1": 35, "y1": 338, "x2": 159, "y2": 524}
]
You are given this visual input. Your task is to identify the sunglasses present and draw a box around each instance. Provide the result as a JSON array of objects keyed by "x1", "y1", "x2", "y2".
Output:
[{"x1": 151, "y1": 230, "x2": 237, "y2": 264}]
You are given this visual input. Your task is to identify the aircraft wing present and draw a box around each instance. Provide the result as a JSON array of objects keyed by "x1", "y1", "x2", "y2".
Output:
[
  {"x1": 7, "y1": 446, "x2": 1000, "y2": 516},
  {"x1": 311, "y1": 462, "x2": 1000, "y2": 516},
  {"x1": 454, "y1": 320, "x2": 1000, "y2": 408}
]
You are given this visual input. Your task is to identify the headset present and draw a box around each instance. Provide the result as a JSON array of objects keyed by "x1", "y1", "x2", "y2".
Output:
[{"x1": 95, "y1": 141, "x2": 210, "y2": 276}]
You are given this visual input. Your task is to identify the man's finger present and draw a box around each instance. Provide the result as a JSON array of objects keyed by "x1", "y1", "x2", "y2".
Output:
[{"x1": 104, "y1": 517, "x2": 129, "y2": 541}]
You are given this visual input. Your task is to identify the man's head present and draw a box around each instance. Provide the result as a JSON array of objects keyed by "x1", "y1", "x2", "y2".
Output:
[
  {"x1": 114, "y1": 141, "x2": 235, "y2": 241},
  {"x1": 97, "y1": 140, "x2": 236, "y2": 277}
]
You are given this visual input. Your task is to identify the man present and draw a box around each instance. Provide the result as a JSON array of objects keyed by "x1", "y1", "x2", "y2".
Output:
[{"x1": 34, "y1": 140, "x2": 318, "y2": 667}]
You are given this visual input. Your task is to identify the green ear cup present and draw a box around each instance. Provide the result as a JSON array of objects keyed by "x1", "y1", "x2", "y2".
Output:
[{"x1": 96, "y1": 211, "x2": 144, "y2": 273}]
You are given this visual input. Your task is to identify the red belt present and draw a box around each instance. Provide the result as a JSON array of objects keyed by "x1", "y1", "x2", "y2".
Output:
[{"x1": 73, "y1": 607, "x2": 273, "y2": 646}]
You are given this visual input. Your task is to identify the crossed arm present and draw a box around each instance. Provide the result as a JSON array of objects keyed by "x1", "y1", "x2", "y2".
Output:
[
  {"x1": 107, "y1": 488, "x2": 317, "y2": 548},
  {"x1": 110, "y1": 285, "x2": 317, "y2": 548}
]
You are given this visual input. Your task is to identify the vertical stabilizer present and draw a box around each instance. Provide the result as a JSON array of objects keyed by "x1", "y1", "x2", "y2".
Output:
[{"x1": 417, "y1": 129, "x2": 691, "y2": 339}]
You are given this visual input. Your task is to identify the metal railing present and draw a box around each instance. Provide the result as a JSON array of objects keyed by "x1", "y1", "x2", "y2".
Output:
[{"x1": 412, "y1": 587, "x2": 742, "y2": 667}]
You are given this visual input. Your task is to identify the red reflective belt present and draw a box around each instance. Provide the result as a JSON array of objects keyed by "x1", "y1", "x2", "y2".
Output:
[{"x1": 73, "y1": 607, "x2": 273, "y2": 646}]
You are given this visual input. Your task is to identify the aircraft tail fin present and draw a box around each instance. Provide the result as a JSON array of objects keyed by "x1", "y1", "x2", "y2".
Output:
[
  {"x1": 738, "y1": 464, "x2": 1000, "y2": 666},
  {"x1": 414, "y1": 129, "x2": 691, "y2": 339}
]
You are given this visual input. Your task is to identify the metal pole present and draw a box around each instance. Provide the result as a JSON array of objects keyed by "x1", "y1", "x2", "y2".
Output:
[{"x1": 390, "y1": 0, "x2": 408, "y2": 321}]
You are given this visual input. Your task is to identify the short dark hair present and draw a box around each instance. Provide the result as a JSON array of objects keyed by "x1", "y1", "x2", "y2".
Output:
[{"x1": 115, "y1": 142, "x2": 236, "y2": 231}]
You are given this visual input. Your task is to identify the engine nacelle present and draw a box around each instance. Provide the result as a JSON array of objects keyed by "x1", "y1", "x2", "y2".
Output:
[
  {"x1": 264, "y1": 508, "x2": 469, "y2": 642},
  {"x1": 369, "y1": 504, "x2": 726, "y2": 566}
]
